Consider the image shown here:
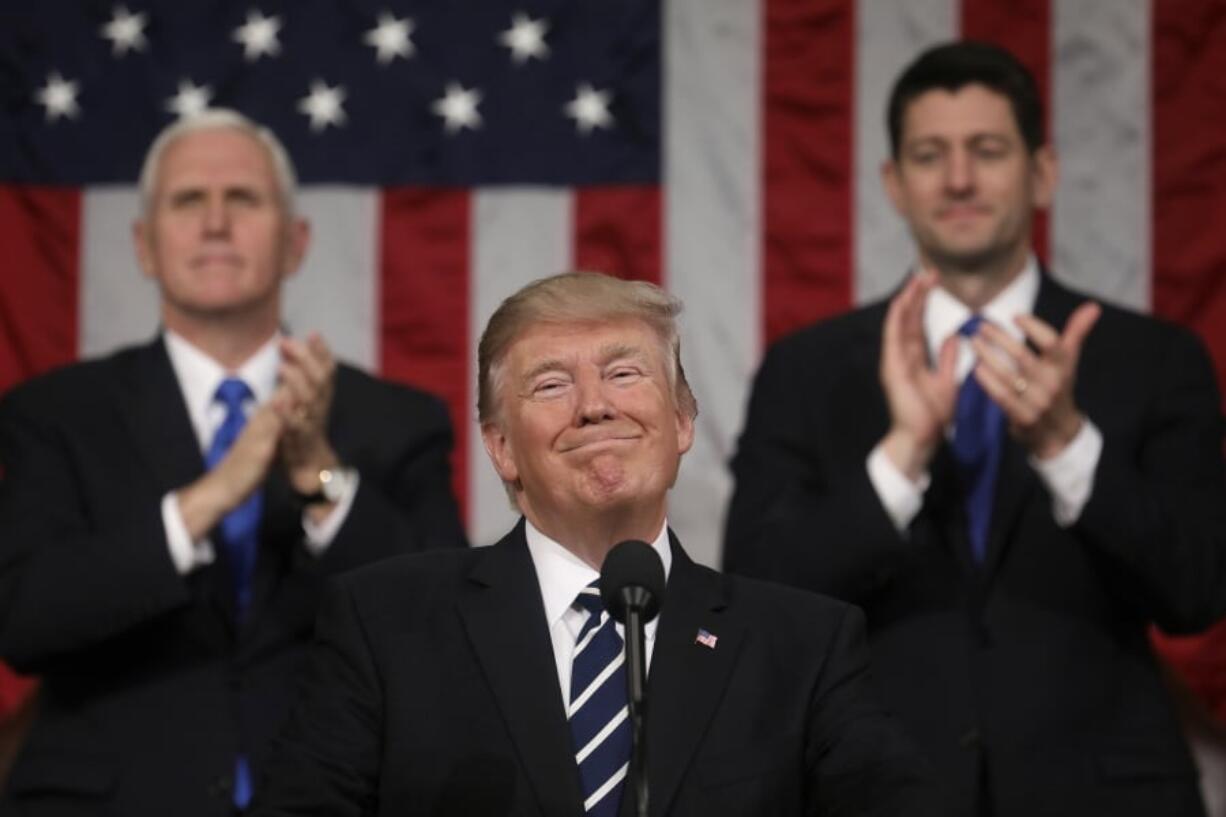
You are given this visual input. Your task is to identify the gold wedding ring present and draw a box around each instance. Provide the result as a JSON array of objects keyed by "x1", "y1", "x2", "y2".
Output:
[{"x1": 1013, "y1": 376, "x2": 1028, "y2": 397}]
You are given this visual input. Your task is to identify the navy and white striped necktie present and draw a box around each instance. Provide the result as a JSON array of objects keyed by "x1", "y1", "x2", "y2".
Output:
[{"x1": 568, "y1": 581, "x2": 631, "y2": 817}]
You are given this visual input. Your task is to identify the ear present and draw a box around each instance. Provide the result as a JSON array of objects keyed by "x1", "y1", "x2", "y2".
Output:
[
  {"x1": 132, "y1": 219, "x2": 156, "y2": 281},
  {"x1": 481, "y1": 420, "x2": 520, "y2": 484},
  {"x1": 282, "y1": 217, "x2": 311, "y2": 279},
  {"x1": 674, "y1": 406, "x2": 694, "y2": 457},
  {"x1": 881, "y1": 158, "x2": 907, "y2": 216},
  {"x1": 1030, "y1": 145, "x2": 1058, "y2": 210}
]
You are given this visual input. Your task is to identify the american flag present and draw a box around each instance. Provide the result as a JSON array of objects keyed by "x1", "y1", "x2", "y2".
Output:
[
  {"x1": 1, "y1": 0, "x2": 1223, "y2": 733},
  {"x1": 695, "y1": 629, "x2": 718, "y2": 650}
]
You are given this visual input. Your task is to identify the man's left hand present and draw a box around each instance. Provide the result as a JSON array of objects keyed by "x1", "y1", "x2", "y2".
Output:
[
  {"x1": 277, "y1": 332, "x2": 340, "y2": 494},
  {"x1": 970, "y1": 301, "x2": 1101, "y2": 460}
]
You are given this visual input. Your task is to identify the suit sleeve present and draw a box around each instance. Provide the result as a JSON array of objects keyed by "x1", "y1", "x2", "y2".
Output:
[
  {"x1": 723, "y1": 340, "x2": 920, "y2": 603},
  {"x1": 315, "y1": 389, "x2": 467, "y2": 576},
  {"x1": 1073, "y1": 326, "x2": 1226, "y2": 632},
  {"x1": 0, "y1": 393, "x2": 192, "y2": 673},
  {"x1": 804, "y1": 604, "x2": 938, "y2": 816},
  {"x1": 251, "y1": 578, "x2": 382, "y2": 816}
]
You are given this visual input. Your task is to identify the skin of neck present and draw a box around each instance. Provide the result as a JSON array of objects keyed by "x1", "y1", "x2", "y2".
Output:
[
  {"x1": 519, "y1": 493, "x2": 666, "y2": 571},
  {"x1": 161, "y1": 301, "x2": 282, "y2": 371},
  {"x1": 925, "y1": 238, "x2": 1032, "y2": 312}
]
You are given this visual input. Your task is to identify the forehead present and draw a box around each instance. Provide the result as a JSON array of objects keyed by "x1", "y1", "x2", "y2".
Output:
[
  {"x1": 156, "y1": 127, "x2": 277, "y2": 191},
  {"x1": 900, "y1": 84, "x2": 1021, "y2": 143},
  {"x1": 505, "y1": 318, "x2": 662, "y2": 373}
]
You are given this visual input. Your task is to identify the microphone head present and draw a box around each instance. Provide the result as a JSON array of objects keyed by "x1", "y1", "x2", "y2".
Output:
[{"x1": 599, "y1": 540, "x2": 666, "y2": 624}]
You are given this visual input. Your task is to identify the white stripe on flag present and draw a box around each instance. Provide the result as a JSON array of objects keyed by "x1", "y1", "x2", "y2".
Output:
[
  {"x1": 1052, "y1": 0, "x2": 1151, "y2": 311},
  {"x1": 287, "y1": 187, "x2": 379, "y2": 370},
  {"x1": 80, "y1": 187, "x2": 160, "y2": 357},
  {"x1": 470, "y1": 188, "x2": 573, "y2": 546},
  {"x1": 854, "y1": 0, "x2": 958, "y2": 304},
  {"x1": 665, "y1": 0, "x2": 761, "y2": 568}
]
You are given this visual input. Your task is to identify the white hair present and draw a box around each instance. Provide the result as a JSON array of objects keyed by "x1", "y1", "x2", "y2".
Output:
[{"x1": 137, "y1": 108, "x2": 298, "y2": 216}]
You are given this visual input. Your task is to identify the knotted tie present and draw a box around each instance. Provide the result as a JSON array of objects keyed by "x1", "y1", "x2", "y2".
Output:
[
  {"x1": 951, "y1": 316, "x2": 1005, "y2": 565},
  {"x1": 202, "y1": 377, "x2": 260, "y2": 809},
  {"x1": 568, "y1": 581, "x2": 631, "y2": 817}
]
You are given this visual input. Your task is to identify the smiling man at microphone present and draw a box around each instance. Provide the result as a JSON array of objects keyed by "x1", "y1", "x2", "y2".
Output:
[{"x1": 253, "y1": 272, "x2": 930, "y2": 816}]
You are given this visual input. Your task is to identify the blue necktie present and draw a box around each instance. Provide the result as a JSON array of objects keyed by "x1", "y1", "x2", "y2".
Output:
[
  {"x1": 568, "y1": 582, "x2": 631, "y2": 817},
  {"x1": 202, "y1": 377, "x2": 260, "y2": 810},
  {"x1": 951, "y1": 316, "x2": 1005, "y2": 565}
]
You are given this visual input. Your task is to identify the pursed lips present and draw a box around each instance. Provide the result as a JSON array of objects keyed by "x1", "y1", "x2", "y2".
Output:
[
  {"x1": 559, "y1": 434, "x2": 641, "y2": 453},
  {"x1": 190, "y1": 252, "x2": 243, "y2": 269}
]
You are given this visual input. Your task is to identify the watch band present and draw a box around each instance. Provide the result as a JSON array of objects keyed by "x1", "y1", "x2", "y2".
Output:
[{"x1": 293, "y1": 467, "x2": 352, "y2": 505}]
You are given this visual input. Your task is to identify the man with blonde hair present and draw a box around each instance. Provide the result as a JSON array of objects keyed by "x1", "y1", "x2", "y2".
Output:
[
  {"x1": 0, "y1": 109, "x2": 466, "y2": 815},
  {"x1": 254, "y1": 271, "x2": 931, "y2": 817}
]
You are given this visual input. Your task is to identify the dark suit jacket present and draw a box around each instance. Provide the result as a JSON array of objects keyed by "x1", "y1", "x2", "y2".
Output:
[
  {"x1": 724, "y1": 274, "x2": 1226, "y2": 817},
  {"x1": 252, "y1": 521, "x2": 932, "y2": 817},
  {"x1": 0, "y1": 337, "x2": 467, "y2": 816}
]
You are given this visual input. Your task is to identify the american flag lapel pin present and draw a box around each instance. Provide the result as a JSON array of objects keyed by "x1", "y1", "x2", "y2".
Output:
[{"x1": 695, "y1": 628, "x2": 718, "y2": 649}]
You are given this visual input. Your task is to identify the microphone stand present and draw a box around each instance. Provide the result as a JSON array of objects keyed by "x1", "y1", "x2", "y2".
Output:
[{"x1": 620, "y1": 588, "x2": 651, "y2": 817}]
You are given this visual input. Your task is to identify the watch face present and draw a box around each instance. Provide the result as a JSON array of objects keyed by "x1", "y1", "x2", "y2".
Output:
[{"x1": 319, "y1": 468, "x2": 350, "y2": 503}]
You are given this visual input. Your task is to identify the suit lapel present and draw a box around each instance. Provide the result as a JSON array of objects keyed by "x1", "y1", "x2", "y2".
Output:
[
  {"x1": 643, "y1": 537, "x2": 743, "y2": 817},
  {"x1": 459, "y1": 523, "x2": 585, "y2": 817},
  {"x1": 116, "y1": 337, "x2": 206, "y2": 496}
]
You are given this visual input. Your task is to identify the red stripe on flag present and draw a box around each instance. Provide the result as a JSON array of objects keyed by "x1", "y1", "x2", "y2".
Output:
[
  {"x1": 378, "y1": 189, "x2": 471, "y2": 522},
  {"x1": 573, "y1": 186, "x2": 662, "y2": 286},
  {"x1": 961, "y1": 0, "x2": 1052, "y2": 264},
  {"x1": 1150, "y1": 1, "x2": 1226, "y2": 728},
  {"x1": 761, "y1": 0, "x2": 854, "y2": 345},
  {"x1": 0, "y1": 186, "x2": 81, "y2": 395},
  {"x1": 1151, "y1": 2, "x2": 1226, "y2": 395}
]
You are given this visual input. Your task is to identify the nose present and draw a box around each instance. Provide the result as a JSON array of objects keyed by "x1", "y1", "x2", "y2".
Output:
[
  {"x1": 202, "y1": 195, "x2": 230, "y2": 236},
  {"x1": 945, "y1": 147, "x2": 975, "y2": 195},
  {"x1": 574, "y1": 372, "x2": 616, "y2": 426}
]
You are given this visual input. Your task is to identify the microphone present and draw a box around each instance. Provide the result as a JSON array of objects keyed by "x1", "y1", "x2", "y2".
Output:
[{"x1": 599, "y1": 540, "x2": 666, "y2": 817}]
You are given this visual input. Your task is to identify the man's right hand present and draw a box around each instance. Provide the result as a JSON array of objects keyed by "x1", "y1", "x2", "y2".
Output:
[
  {"x1": 878, "y1": 271, "x2": 958, "y2": 482},
  {"x1": 175, "y1": 393, "x2": 289, "y2": 542}
]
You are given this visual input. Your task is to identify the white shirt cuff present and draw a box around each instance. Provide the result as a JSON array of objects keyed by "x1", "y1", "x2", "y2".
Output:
[
  {"x1": 300, "y1": 470, "x2": 360, "y2": 557},
  {"x1": 162, "y1": 492, "x2": 215, "y2": 575},
  {"x1": 867, "y1": 444, "x2": 930, "y2": 533},
  {"x1": 1028, "y1": 417, "x2": 1103, "y2": 527}
]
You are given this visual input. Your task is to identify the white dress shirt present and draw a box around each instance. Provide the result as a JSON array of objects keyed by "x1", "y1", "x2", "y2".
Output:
[
  {"x1": 160, "y1": 330, "x2": 358, "y2": 574},
  {"x1": 866, "y1": 257, "x2": 1103, "y2": 532},
  {"x1": 524, "y1": 519, "x2": 672, "y2": 712}
]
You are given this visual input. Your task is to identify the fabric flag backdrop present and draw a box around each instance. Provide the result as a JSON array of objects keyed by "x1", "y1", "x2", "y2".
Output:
[{"x1": 1, "y1": 0, "x2": 1223, "y2": 730}]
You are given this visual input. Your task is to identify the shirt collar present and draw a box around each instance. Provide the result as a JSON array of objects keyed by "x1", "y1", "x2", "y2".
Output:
[
  {"x1": 922, "y1": 255, "x2": 1040, "y2": 380},
  {"x1": 525, "y1": 518, "x2": 673, "y2": 634},
  {"x1": 163, "y1": 329, "x2": 282, "y2": 443}
]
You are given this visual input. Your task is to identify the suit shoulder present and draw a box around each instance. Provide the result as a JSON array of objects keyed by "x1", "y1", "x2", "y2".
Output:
[
  {"x1": 334, "y1": 363, "x2": 451, "y2": 425},
  {"x1": 0, "y1": 345, "x2": 144, "y2": 417},
  {"x1": 761, "y1": 301, "x2": 888, "y2": 370},
  {"x1": 334, "y1": 546, "x2": 478, "y2": 621},
  {"x1": 722, "y1": 569, "x2": 853, "y2": 620}
]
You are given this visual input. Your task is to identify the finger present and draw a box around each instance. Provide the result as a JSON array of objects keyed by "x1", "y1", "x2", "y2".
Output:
[
  {"x1": 881, "y1": 279, "x2": 911, "y2": 369},
  {"x1": 970, "y1": 323, "x2": 1039, "y2": 377},
  {"x1": 935, "y1": 332, "x2": 958, "y2": 386},
  {"x1": 307, "y1": 332, "x2": 335, "y2": 371},
  {"x1": 277, "y1": 363, "x2": 314, "y2": 410},
  {"x1": 1013, "y1": 313, "x2": 1059, "y2": 353},
  {"x1": 281, "y1": 337, "x2": 327, "y2": 390},
  {"x1": 1060, "y1": 301, "x2": 1101, "y2": 357},
  {"x1": 969, "y1": 335, "x2": 1022, "y2": 383},
  {"x1": 919, "y1": 333, "x2": 960, "y2": 421},
  {"x1": 972, "y1": 362, "x2": 1035, "y2": 426}
]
